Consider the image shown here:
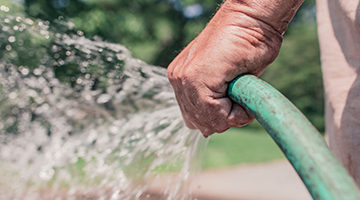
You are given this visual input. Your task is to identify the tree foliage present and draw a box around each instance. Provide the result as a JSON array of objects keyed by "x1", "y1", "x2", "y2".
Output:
[
  {"x1": 262, "y1": 23, "x2": 324, "y2": 131},
  {"x1": 23, "y1": 0, "x2": 223, "y2": 66},
  {"x1": 7, "y1": 0, "x2": 324, "y2": 130}
]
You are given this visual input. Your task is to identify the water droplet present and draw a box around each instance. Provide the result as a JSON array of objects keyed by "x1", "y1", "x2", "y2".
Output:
[
  {"x1": 2, "y1": 26, "x2": 10, "y2": 31},
  {"x1": 77, "y1": 30, "x2": 84, "y2": 36},
  {"x1": 51, "y1": 45, "x2": 59, "y2": 52},
  {"x1": 80, "y1": 67, "x2": 86, "y2": 73},
  {"x1": 9, "y1": 92, "x2": 17, "y2": 99},
  {"x1": 0, "y1": 5, "x2": 10, "y2": 12},
  {"x1": 81, "y1": 61, "x2": 88, "y2": 67},
  {"x1": 97, "y1": 94, "x2": 112, "y2": 104},
  {"x1": 19, "y1": 24, "x2": 26, "y2": 31},
  {"x1": 33, "y1": 68, "x2": 43, "y2": 76},
  {"x1": 39, "y1": 167, "x2": 55, "y2": 181},
  {"x1": 8, "y1": 36, "x2": 16, "y2": 43},
  {"x1": 76, "y1": 78, "x2": 83, "y2": 84},
  {"x1": 5, "y1": 45, "x2": 12, "y2": 51},
  {"x1": 40, "y1": 30, "x2": 48, "y2": 36},
  {"x1": 20, "y1": 67, "x2": 29, "y2": 75},
  {"x1": 24, "y1": 18, "x2": 34, "y2": 25},
  {"x1": 58, "y1": 59, "x2": 65, "y2": 65}
]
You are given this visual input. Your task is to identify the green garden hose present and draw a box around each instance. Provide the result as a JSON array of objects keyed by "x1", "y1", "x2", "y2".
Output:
[{"x1": 228, "y1": 74, "x2": 360, "y2": 200}]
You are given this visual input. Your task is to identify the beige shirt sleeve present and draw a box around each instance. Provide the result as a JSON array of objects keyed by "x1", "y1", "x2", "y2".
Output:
[{"x1": 317, "y1": 0, "x2": 360, "y2": 185}]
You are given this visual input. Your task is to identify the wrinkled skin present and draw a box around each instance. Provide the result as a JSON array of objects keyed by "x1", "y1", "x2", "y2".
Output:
[{"x1": 167, "y1": 0, "x2": 302, "y2": 137}]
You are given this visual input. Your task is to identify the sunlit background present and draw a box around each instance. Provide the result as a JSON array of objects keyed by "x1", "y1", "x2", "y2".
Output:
[
  {"x1": 4, "y1": 0, "x2": 322, "y2": 129},
  {"x1": 1, "y1": 0, "x2": 320, "y2": 199},
  {"x1": 10, "y1": 0, "x2": 322, "y2": 164}
]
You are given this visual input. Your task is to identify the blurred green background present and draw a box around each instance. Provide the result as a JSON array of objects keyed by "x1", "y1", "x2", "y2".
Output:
[{"x1": 2, "y1": 0, "x2": 322, "y2": 168}]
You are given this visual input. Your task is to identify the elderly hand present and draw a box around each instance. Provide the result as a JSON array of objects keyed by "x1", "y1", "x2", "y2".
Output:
[{"x1": 167, "y1": 0, "x2": 302, "y2": 137}]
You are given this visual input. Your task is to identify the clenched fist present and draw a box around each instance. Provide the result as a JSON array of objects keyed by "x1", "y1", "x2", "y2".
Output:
[{"x1": 167, "y1": 0, "x2": 303, "y2": 137}]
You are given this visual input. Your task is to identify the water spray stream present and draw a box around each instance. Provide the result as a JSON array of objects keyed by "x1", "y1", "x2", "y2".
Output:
[{"x1": 0, "y1": 5, "x2": 207, "y2": 199}]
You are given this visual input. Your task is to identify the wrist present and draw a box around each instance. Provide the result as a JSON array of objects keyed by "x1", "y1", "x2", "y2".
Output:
[
  {"x1": 223, "y1": 0, "x2": 304, "y2": 34},
  {"x1": 199, "y1": 1, "x2": 283, "y2": 74}
]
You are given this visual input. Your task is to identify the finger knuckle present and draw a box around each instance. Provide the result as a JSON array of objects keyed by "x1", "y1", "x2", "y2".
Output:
[
  {"x1": 167, "y1": 66, "x2": 175, "y2": 81},
  {"x1": 214, "y1": 126, "x2": 228, "y2": 133}
]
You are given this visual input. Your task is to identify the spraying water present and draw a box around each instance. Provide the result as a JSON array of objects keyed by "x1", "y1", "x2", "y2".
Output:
[{"x1": 0, "y1": 3, "x2": 207, "y2": 199}]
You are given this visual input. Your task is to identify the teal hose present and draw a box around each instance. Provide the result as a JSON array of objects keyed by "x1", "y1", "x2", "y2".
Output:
[{"x1": 228, "y1": 75, "x2": 360, "y2": 200}]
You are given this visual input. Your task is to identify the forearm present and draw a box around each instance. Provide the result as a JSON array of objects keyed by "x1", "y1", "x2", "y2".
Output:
[
  {"x1": 194, "y1": 0, "x2": 303, "y2": 76},
  {"x1": 223, "y1": 0, "x2": 304, "y2": 34}
]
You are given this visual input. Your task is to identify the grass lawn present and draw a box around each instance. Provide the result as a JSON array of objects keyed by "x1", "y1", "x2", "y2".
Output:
[{"x1": 202, "y1": 126, "x2": 285, "y2": 169}]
